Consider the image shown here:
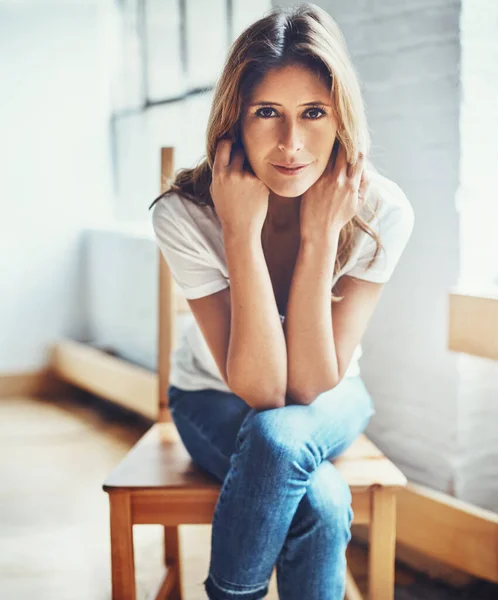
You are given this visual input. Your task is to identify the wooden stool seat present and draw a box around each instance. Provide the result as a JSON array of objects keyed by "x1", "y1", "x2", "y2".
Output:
[{"x1": 104, "y1": 422, "x2": 406, "y2": 495}]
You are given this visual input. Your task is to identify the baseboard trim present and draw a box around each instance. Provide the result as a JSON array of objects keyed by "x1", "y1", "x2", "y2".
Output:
[
  {"x1": 0, "y1": 368, "x2": 75, "y2": 399},
  {"x1": 49, "y1": 339, "x2": 159, "y2": 421}
]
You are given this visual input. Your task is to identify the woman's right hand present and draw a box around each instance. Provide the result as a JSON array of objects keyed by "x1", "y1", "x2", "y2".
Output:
[{"x1": 210, "y1": 137, "x2": 270, "y2": 238}]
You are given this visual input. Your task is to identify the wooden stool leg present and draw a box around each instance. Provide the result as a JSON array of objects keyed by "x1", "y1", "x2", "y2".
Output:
[
  {"x1": 164, "y1": 526, "x2": 184, "y2": 600},
  {"x1": 109, "y1": 493, "x2": 136, "y2": 600},
  {"x1": 368, "y1": 487, "x2": 396, "y2": 600}
]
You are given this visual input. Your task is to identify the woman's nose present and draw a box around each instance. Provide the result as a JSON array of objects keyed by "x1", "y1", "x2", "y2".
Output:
[{"x1": 277, "y1": 121, "x2": 304, "y2": 153}]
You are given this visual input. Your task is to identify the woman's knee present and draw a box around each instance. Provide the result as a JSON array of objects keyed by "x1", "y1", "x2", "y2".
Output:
[{"x1": 237, "y1": 405, "x2": 318, "y2": 466}]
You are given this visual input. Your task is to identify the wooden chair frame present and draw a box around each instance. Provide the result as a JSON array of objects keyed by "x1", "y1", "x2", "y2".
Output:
[{"x1": 102, "y1": 147, "x2": 407, "y2": 600}]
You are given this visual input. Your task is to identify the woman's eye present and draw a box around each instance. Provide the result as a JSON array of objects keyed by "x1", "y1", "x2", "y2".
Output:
[
  {"x1": 255, "y1": 107, "x2": 326, "y2": 120},
  {"x1": 257, "y1": 107, "x2": 276, "y2": 119},
  {"x1": 306, "y1": 108, "x2": 326, "y2": 119}
]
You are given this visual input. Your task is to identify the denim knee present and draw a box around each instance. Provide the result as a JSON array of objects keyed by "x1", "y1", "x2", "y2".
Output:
[
  {"x1": 236, "y1": 406, "x2": 320, "y2": 469},
  {"x1": 306, "y1": 463, "x2": 353, "y2": 532}
]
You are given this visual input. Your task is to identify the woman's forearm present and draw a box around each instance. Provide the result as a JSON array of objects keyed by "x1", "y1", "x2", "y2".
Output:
[
  {"x1": 223, "y1": 230, "x2": 287, "y2": 409},
  {"x1": 284, "y1": 230, "x2": 341, "y2": 405}
]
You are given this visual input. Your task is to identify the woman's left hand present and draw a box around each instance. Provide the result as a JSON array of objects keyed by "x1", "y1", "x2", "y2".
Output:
[{"x1": 300, "y1": 143, "x2": 367, "y2": 243}]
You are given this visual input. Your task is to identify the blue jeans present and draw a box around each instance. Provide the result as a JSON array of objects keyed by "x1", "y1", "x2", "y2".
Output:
[{"x1": 167, "y1": 375, "x2": 375, "y2": 600}]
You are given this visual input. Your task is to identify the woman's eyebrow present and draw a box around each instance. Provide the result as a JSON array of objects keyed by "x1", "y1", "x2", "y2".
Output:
[{"x1": 248, "y1": 100, "x2": 332, "y2": 107}]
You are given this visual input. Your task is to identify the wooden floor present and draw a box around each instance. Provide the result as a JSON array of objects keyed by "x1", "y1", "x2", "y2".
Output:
[{"x1": 1, "y1": 391, "x2": 497, "y2": 600}]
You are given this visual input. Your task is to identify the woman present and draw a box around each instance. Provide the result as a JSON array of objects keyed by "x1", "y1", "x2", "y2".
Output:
[{"x1": 149, "y1": 3, "x2": 414, "y2": 599}]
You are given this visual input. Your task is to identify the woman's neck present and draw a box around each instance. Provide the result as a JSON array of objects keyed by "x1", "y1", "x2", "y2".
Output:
[{"x1": 266, "y1": 193, "x2": 301, "y2": 232}]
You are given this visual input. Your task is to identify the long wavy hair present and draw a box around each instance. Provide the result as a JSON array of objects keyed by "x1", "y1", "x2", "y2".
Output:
[{"x1": 148, "y1": 2, "x2": 384, "y2": 302}]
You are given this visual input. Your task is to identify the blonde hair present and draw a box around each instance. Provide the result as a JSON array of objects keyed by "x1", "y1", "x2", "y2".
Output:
[{"x1": 149, "y1": 2, "x2": 384, "y2": 301}]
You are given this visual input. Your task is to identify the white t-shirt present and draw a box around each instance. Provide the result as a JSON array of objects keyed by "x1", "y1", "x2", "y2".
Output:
[{"x1": 151, "y1": 169, "x2": 414, "y2": 393}]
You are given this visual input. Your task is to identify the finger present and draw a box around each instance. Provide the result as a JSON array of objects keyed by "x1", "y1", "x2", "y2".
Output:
[
  {"x1": 332, "y1": 142, "x2": 348, "y2": 179},
  {"x1": 348, "y1": 152, "x2": 365, "y2": 187},
  {"x1": 359, "y1": 170, "x2": 367, "y2": 192},
  {"x1": 358, "y1": 170, "x2": 368, "y2": 201},
  {"x1": 213, "y1": 137, "x2": 233, "y2": 175},
  {"x1": 230, "y1": 142, "x2": 245, "y2": 173},
  {"x1": 328, "y1": 139, "x2": 340, "y2": 171}
]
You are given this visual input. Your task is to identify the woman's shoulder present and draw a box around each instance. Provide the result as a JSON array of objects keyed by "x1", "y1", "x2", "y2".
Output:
[
  {"x1": 152, "y1": 190, "x2": 211, "y2": 221},
  {"x1": 342, "y1": 168, "x2": 415, "y2": 283},
  {"x1": 152, "y1": 191, "x2": 223, "y2": 238},
  {"x1": 359, "y1": 168, "x2": 414, "y2": 237},
  {"x1": 366, "y1": 169, "x2": 414, "y2": 222}
]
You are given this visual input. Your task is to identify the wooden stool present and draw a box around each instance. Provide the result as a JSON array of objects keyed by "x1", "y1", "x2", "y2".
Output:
[{"x1": 102, "y1": 147, "x2": 407, "y2": 600}]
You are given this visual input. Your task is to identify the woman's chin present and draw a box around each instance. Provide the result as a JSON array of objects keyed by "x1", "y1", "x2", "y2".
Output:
[{"x1": 267, "y1": 180, "x2": 310, "y2": 198}]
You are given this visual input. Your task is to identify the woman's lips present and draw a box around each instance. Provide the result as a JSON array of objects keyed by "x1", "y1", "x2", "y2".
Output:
[{"x1": 272, "y1": 164, "x2": 309, "y2": 176}]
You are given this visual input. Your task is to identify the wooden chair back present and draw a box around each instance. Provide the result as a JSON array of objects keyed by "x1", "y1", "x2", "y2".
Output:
[{"x1": 157, "y1": 147, "x2": 176, "y2": 424}]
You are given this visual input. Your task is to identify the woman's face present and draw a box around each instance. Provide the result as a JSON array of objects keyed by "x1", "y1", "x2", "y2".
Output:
[{"x1": 240, "y1": 63, "x2": 339, "y2": 198}]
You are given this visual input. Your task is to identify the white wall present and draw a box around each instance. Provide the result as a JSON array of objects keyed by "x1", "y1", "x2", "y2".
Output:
[
  {"x1": 113, "y1": 0, "x2": 272, "y2": 221},
  {"x1": 454, "y1": 0, "x2": 498, "y2": 511},
  {"x1": 0, "y1": 1, "x2": 114, "y2": 372}
]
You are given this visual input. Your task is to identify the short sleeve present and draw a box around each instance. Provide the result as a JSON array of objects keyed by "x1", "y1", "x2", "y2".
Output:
[
  {"x1": 152, "y1": 198, "x2": 229, "y2": 300},
  {"x1": 346, "y1": 181, "x2": 415, "y2": 284}
]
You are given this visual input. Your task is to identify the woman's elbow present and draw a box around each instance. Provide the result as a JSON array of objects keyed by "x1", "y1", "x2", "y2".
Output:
[{"x1": 228, "y1": 378, "x2": 286, "y2": 410}]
